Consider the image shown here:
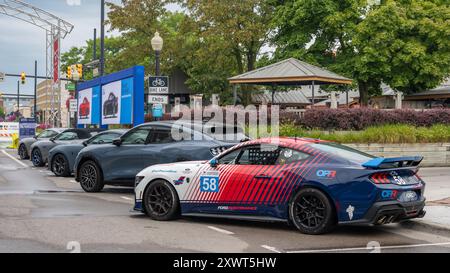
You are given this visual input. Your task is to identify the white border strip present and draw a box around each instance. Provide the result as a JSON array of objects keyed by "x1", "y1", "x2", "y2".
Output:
[
  {"x1": 1, "y1": 150, "x2": 28, "y2": 168},
  {"x1": 286, "y1": 242, "x2": 450, "y2": 253}
]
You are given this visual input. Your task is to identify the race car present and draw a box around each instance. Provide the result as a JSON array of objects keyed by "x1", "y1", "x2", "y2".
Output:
[
  {"x1": 133, "y1": 137, "x2": 426, "y2": 235},
  {"x1": 79, "y1": 98, "x2": 90, "y2": 119}
]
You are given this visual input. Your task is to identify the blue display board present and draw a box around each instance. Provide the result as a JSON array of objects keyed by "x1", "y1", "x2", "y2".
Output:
[
  {"x1": 76, "y1": 66, "x2": 144, "y2": 127},
  {"x1": 19, "y1": 118, "x2": 37, "y2": 139}
]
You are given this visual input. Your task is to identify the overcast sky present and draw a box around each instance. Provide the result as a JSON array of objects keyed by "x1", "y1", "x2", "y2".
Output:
[{"x1": 0, "y1": 0, "x2": 179, "y2": 96}]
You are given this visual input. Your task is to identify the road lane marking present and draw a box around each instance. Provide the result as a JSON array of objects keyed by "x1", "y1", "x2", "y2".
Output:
[
  {"x1": 1, "y1": 150, "x2": 28, "y2": 168},
  {"x1": 286, "y1": 241, "x2": 450, "y2": 253},
  {"x1": 120, "y1": 196, "x2": 133, "y2": 201},
  {"x1": 207, "y1": 226, "x2": 235, "y2": 235},
  {"x1": 261, "y1": 245, "x2": 282, "y2": 253}
]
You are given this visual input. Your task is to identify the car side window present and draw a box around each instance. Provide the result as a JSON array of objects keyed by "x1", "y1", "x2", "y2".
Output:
[
  {"x1": 276, "y1": 148, "x2": 310, "y2": 165},
  {"x1": 236, "y1": 145, "x2": 281, "y2": 165},
  {"x1": 122, "y1": 127, "x2": 151, "y2": 145},
  {"x1": 148, "y1": 126, "x2": 176, "y2": 144},
  {"x1": 55, "y1": 132, "x2": 78, "y2": 140},
  {"x1": 89, "y1": 133, "x2": 119, "y2": 145},
  {"x1": 217, "y1": 148, "x2": 242, "y2": 165}
]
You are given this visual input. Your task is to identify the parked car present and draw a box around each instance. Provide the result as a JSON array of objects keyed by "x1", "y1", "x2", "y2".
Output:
[
  {"x1": 134, "y1": 137, "x2": 426, "y2": 235},
  {"x1": 79, "y1": 98, "x2": 90, "y2": 119},
  {"x1": 18, "y1": 128, "x2": 66, "y2": 160},
  {"x1": 74, "y1": 121, "x2": 248, "y2": 192},
  {"x1": 48, "y1": 129, "x2": 127, "y2": 177},
  {"x1": 30, "y1": 128, "x2": 105, "y2": 167},
  {"x1": 103, "y1": 92, "x2": 119, "y2": 117}
]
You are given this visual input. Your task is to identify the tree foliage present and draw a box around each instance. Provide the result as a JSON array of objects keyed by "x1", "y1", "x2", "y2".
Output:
[{"x1": 272, "y1": 0, "x2": 450, "y2": 104}]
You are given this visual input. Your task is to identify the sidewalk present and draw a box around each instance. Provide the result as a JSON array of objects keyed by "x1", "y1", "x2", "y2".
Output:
[{"x1": 414, "y1": 167, "x2": 450, "y2": 231}]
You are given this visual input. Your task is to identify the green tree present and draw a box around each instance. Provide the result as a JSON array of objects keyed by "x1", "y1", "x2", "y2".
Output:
[
  {"x1": 0, "y1": 106, "x2": 5, "y2": 119},
  {"x1": 272, "y1": 0, "x2": 450, "y2": 105}
]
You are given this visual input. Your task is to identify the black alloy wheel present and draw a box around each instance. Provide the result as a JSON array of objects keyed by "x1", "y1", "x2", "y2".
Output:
[
  {"x1": 144, "y1": 180, "x2": 180, "y2": 221},
  {"x1": 79, "y1": 161, "x2": 104, "y2": 192},
  {"x1": 31, "y1": 148, "x2": 45, "y2": 167},
  {"x1": 290, "y1": 188, "x2": 336, "y2": 235},
  {"x1": 19, "y1": 144, "x2": 29, "y2": 160},
  {"x1": 52, "y1": 154, "x2": 70, "y2": 177}
]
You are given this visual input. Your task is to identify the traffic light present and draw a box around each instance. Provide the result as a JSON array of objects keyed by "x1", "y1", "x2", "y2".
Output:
[
  {"x1": 67, "y1": 66, "x2": 72, "y2": 79},
  {"x1": 20, "y1": 72, "x2": 26, "y2": 84},
  {"x1": 76, "y1": 64, "x2": 83, "y2": 79}
]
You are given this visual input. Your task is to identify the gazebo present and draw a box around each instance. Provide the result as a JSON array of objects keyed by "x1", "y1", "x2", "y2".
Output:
[{"x1": 228, "y1": 58, "x2": 353, "y2": 106}]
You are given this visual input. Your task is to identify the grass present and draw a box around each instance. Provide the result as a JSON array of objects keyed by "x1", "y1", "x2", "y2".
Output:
[{"x1": 247, "y1": 124, "x2": 450, "y2": 144}]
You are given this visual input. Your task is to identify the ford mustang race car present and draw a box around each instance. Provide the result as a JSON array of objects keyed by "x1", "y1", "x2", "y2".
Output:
[{"x1": 134, "y1": 137, "x2": 426, "y2": 235}]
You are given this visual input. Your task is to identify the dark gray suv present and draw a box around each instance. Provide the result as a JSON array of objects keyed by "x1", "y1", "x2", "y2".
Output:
[{"x1": 74, "y1": 121, "x2": 248, "y2": 192}]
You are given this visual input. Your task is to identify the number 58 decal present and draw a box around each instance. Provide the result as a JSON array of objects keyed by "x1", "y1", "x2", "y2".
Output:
[{"x1": 200, "y1": 176, "x2": 219, "y2": 193}]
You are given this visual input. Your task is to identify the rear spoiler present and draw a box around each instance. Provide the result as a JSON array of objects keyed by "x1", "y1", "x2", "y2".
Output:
[{"x1": 362, "y1": 156, "x2": 423, "y2": 169}]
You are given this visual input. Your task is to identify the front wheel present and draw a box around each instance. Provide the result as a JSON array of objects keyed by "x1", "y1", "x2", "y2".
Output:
[
  {"x1": 79, "y1": 161, "x2": 104, "y2": 192},
  {"x1": 19, "y1": 144, "x2": 29, "y2": 160},
  {"x1": 289, "y1": 188, "x2": 336, "y2": 235},
  {"x1": 31, "y1": 148, "x2": 45, "y2": 167},
  {"x1": 52, "y1": 154, "x2": 70, "y2": 177},
  {"x1": 143, "y1": 180, "x2": 180, "y2": 221}
]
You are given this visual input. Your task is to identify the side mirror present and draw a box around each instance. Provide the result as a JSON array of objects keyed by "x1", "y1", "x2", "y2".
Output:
[
  {"x1": 112, "y1": 138, "x2": 122, "y2": 147},
  {"x1": 209, "y1": 158, "x2": 218, "y2": 168},
  {"x1": 49, "y1": 137, "x2": 55, "y2": 143},
  {"x1": 34, "y1": 136, "x2": 38, "y2": 140},
  {"x1": 82, "y1": 141, "x2": 88, "y2": 147}
]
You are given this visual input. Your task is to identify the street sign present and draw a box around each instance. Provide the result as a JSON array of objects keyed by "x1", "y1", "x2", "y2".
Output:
[
  {"x1": 65, "y1": 82, "x2": 76, "y2": 91},
  {"x1": 69, "y1": 99, "x2": 78, "y2": 112},
  {"x1": 0, "y1": 72, "x2": 4, "y2": 82},
  {"x1": 19, "y1": 118, "x2": 37, "y2": 140},
  {"x1": 149, "y1": 76, "x2": 169, "y2": 94},
  {"x1": 148, "y1": 94, "x2": 169, "y2": 104}
]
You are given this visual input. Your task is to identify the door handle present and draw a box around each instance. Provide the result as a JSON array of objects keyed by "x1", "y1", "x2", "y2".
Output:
[{"x1": 254, "y1": 174, "x2": 272, "y2": 179}]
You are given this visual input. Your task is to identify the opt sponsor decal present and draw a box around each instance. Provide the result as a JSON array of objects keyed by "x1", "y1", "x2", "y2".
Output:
[
  {"x1": 381, "y1": 190, "x2": 399, "y2": 200},
  {"x1": 316, "y1": 170, "x2": 337, "y2": 178}
]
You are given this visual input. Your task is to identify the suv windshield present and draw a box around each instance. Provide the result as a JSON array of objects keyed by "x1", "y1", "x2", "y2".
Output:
[{"x1": 309, "y1": 142, "x2": 375, "y2": 164}]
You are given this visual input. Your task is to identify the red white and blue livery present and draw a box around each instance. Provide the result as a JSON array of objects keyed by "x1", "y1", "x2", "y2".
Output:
[{"x1": 134, "y1": 137, "x2": 426, "y2": 234}]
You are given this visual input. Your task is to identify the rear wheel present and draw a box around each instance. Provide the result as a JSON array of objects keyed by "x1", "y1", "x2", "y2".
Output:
[
  {"x1": 31, "y1": 148, "x2": 45, "y2": 167},
  {"x1": 19, "y1": 144, "x2": 29, "y2": 160},
  {"x1": 143, "y1": 180, "x2": 180, "y2": 221},
  {"x1": 289, "y1": 188, "x2": 336, "y2": 235},
  {"x1": 52, "y1": 154, "x2": 70, "y2": 177},
  {"x1": 79, "y1": 161, "x2": 104, "y2": 192}
]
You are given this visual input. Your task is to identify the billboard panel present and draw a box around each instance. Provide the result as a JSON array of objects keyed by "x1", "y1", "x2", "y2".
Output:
[
  {"x1": 101, "y1": 77, "x2": 133, "y2": 125},
  {"x1": 78, "y1": 86, "x2": 100, "y2": 125}
]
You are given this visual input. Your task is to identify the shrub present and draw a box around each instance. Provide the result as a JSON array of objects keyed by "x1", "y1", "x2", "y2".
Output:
[{"x1": 293, "y1": 109, "x2": 450, "y2": 130}]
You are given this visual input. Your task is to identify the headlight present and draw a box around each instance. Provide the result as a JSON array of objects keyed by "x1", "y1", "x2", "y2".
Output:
[{"x1": 135, "y1": 176, "x2": 145, "y2": 187}]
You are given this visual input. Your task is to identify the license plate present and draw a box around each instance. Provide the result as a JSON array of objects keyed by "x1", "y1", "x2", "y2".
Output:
[{"x1": 398, "y1": 191, "x2": 418, "y2": 202}]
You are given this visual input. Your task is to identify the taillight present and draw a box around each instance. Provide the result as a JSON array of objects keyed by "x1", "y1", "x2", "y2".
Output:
[{"x1": 370, "y1": 173, "x2": 390, "y2": 184}]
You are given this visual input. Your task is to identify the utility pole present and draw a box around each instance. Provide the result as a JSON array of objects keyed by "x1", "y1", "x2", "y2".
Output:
[
  {"x1": 34, "y1": 60, "x2": 37, "y2": 118},
  {"x1": 16, "y1": 81, "x2": 20, "y2": 113},
  {"x1": 93, "y1": 28, "x2": 97, "y2": 60},
  {"x1": 100, "y1": 0, "x2": 105, "y2": 76}
]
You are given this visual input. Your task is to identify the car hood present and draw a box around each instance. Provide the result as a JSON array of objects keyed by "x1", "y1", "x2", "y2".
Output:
[{"x1": 138, "y1": 160, "x2": 207, "y2": 177}]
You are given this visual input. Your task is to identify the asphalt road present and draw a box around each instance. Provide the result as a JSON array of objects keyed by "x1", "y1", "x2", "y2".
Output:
[{"x1": 0, "y1": 148, "x2": 449, "y2": 253}]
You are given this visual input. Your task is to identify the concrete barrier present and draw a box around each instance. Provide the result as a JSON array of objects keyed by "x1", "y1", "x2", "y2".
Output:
[{"x1": 346, "y1": 143, "x2": 450, "y2": 167}]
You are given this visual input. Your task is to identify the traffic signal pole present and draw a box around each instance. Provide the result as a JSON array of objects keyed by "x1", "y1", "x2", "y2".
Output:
[
  {"x1": 17, "y1": 81, "x2": 20, "y2": 112},
  {"x1": 34, "y1": 60, "x2": 37, "y2": 118}
]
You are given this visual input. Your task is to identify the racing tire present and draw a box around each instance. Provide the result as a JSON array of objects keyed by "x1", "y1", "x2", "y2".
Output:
[
  {"x1": 289, "y1": 188, "x2": 336, "y2": 235},
  {"x1": 19, "y1": 144, "x2": 29, "y2": 160},
  {"x1": 143, "y1": 180, "x2": 180, "y2": 221},
  {"x1": 51, "y1": 154, "x2": 70, "y2": 177},
  {"x1": 79, "y1": 161, "x2": 104, "y2": 193},
  {"x1": 31, "y1": 148, "x2": 45, "y2": 167}
]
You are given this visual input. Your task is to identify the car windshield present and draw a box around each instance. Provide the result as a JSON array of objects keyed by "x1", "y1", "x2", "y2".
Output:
[
  {"x1": 308, "y1": 142, "x2": 375, "y2": 164},
  {"x1": 55, "y1": 132, "x2": 78, "y2": 141},
  {"x1": 38, "y1": 130, "x2": 58, "y2": 138}
]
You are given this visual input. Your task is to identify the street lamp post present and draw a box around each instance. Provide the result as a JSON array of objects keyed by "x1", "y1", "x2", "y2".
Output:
[
  {"x1": 151, "y1": 31, "x2": 163, "y2": 76},
  {"x1": 150, "y1": 32, "x2": 164, "y2": 120}
]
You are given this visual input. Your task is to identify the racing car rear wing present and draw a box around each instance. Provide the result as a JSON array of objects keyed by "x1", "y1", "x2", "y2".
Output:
[{"x1": 362, "y1": 156, "x2": 423, "y2": 169}]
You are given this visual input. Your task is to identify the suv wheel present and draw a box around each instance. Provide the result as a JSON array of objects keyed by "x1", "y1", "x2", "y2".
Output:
[{"x1": 79, "y1": 161, "x2": 104, "y2": 192}]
